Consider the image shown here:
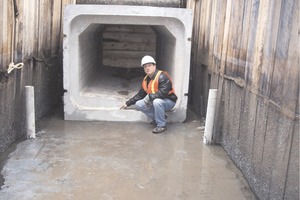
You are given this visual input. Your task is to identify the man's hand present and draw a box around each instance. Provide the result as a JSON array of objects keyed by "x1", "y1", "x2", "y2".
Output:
[{"x1": 120, "y1": 104, "x2": 128, "y2": 110}]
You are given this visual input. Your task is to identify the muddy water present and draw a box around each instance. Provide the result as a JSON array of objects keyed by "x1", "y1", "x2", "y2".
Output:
[{"x1": 0, "y1": 110, "x2": 257, "y2": 200}]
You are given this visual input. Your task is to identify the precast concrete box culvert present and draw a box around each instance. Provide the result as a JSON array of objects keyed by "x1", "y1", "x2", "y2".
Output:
[{"x1": 63, "y1": 5, "x2": 193, "y2": 122}]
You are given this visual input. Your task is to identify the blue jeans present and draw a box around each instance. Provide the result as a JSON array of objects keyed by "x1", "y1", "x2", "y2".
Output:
[{"x1": 135, "y1": 98, "x2": 176, "y2": 127}]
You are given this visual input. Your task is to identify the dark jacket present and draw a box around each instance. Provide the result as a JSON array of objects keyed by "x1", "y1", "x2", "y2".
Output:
[{"x1": 126, "y1": 69, "x2": 177, "y2": 106}]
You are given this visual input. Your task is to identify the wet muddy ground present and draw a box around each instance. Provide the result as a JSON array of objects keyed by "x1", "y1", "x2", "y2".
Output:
[{"x1": 0, "y1": 108, "x2": 257, "y2": 200}]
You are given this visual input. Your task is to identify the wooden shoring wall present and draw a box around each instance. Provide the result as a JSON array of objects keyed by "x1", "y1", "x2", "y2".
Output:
[
  {"x1": 0, "y1": 0, "x2": 75, "y2": 153},
  {"x1": 187, "y1": 0, "x2": 299, "y2": 199}
]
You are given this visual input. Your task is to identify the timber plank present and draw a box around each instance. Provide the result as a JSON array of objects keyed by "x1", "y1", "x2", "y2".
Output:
[
  {"x1": 212, "y1": 75, "x2": 225, "y2": 143},
  {"x1": 22, "y1": 0, "x2": 29, "y2": 55},
  {"x1": 260, "y1": 103, "x2": 280, "y2": 199},
  {"x1": 0, "y1": 0, "x2": 3, "y2": 69},
  {"x1": 281, "y1": 0, "x2": 299, "y2": 116},
  {"x1": 33, "y1": 0, "x2": 39, "y2": 56},
  {"x1": 212, "y1": 0, "x2": 227, "y2": 74},
  {"x1": 251, "y1": 95, "x2": 267, "y2": 180},
  {"x1": 105, "y1": 25, "x2": 153, "y2": 33},
  {"x1": 227, "y1": 82, "x2": 238, "y2": 147},
  {"x1": 219, "y1": 0, "x2": 232, "y2": 76},
  {"x1": 103, "y1": 42, "x2": 155, "y2": 51},
  {"x1": 33, "y1": 0, "x2": 39, "y2": 55},
  {"x1": 189, "y1": 0, "x2": 200, "y2": 83},
  {"x1": 270, "y1": 0, "x2": 297, "y2": 107},
  {"x1": 251, "y1": 0, "x2": 272, "y2": 92},
  {"x1": 103, "y1": 50, "x2": 155, "y2": 59},
  {"x1": 103, "y1": 58, "x2": 142, "y2": 69},
  {"x1": 269, "y1": 115, "x2": 294, "y2": 199},
  {"x1": 203, "y1": 0, "x2": 212, "y2": 50},
  {"x1": 15, "y1": 0, "x2": 23, "y2": 62},
  {"x1": 227, "y1": 0, "x2": 244, "y2": 77},
  {"x1": 2, "y1": 0, "x2": 12, "y2": 67},
  {"x1": 232, "y1": 0, "x2": 245, "y2": 79},
  {"x1": 197, "y1": 0, "x2": 205, "y2": 51},
  {"x1": 259, "y1": 0, "x2": 281, "y2": 98},
  {"x1": 244, "y1": 0, "x2": 260, "y2": 85},
  {"x1": 284, "y1": 120, "x2": 299, "y2": 200},
  {"x1": 237, "y1": 0, "x2": 252, "y2": 79},
  {"x1": 252, "y1": 1, "x2": 281, "y2": 95},
  {"x1": 45, "y1": 0, "x2": 52, "y2": 54},
  {"x1": 197, "y1": 0, "x2": 210, "y2": 66},
  {"x1": 222, "y1": 80, "x2": 232, "y2": 144},
  {"x1": 192, "y1": 0, "x2": 200, "y2": 58},
  {"x1": 103, "y1": 32, "x2": 156, "y2": 43},
  {"x1": 38, "y1": 0, "x2": 46, "y2": 56},
  {"x1": 209, "y1": 0, "x2": 217, "y2": 59},
  {"x1": 51, "y1": 0, "x2": 62, "y2": 54},
  {"x1": 230, "y1": 83, "x2": 245, "y2": 163}
]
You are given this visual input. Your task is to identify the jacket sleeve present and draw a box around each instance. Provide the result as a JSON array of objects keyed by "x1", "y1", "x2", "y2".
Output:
[
  {"x1": 126, "y1": 87, "x2": 147, "y2": 106},
  {"x1": 148, "y1": 72, "x2": 172, "y2": 100}
]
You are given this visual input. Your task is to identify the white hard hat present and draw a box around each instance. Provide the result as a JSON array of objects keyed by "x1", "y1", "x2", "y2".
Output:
[{"x1": 141, "y1": 55, "x2": 156, "y2": 67}]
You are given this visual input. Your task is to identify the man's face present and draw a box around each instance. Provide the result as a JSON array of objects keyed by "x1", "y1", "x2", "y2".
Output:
[{"x1": 143, "y1": 63, "x2": 156, "y2": 77}]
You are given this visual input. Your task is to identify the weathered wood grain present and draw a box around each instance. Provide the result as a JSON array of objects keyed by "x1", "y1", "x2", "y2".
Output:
[{"x1": 187, "y1": 0, "x2": 299, "y2": 199}]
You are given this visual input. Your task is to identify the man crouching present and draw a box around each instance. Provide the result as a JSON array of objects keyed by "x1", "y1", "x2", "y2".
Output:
[{"x1": 120, "y1": 55, "x2": 177, "y2": 134}]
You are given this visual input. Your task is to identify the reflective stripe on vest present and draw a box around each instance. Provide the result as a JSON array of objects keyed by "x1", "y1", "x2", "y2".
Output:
[{"x1": 142, "y1": 70, "x2": 175, "y2": 94}]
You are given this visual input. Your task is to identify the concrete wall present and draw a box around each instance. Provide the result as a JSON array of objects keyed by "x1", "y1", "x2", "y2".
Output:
[
  {"x1": 78, "y1": 24, "x2": 104, "y2": 91},
  {"x1": 187, "y1": 0, "x2": 299, "y2": 199}
]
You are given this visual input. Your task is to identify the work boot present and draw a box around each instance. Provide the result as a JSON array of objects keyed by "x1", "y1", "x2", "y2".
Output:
[{"x1": 152, "y1": 126, "x2": 167, "y2": 134}]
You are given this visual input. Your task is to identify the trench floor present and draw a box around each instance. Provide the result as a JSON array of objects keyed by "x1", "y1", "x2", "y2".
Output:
[{"x1": 0, "y1": 107, "x2": 257, "y2": 200}]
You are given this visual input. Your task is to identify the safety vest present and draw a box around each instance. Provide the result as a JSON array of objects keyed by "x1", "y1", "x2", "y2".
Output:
[{"x1": 142, "y1": 70, "x2": 175, "y2": 94}]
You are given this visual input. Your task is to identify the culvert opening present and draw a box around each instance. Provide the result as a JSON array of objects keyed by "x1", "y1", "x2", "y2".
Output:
[
  {"x1": 77, "y1": 24, "x2": 176, "y2": 101},
  {"x1": 63, "y1": 5, "x2": 192, "y2": 121}
]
